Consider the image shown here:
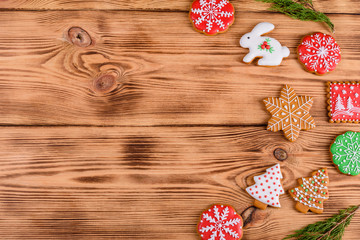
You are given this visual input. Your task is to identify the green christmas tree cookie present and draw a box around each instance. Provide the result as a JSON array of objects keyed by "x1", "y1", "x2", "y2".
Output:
[{"x1": 330, "y1": 131, "x2": 360, "y2": 176}]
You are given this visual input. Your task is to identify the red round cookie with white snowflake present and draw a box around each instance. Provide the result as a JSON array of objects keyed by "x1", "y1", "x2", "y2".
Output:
[
  {"x1": 197, "y1": 204, "x2": 243, "y2": 240},
  {"x1": 190, "y1": 0, "x2": 235, "y2": 36},
  {"x1": 298, "y1": 32, "x2": 341, "y2": 75}
]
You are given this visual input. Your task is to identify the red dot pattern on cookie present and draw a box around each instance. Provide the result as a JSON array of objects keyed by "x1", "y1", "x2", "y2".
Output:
[
  {"x1": 190, "y1": 0, "x2": 235, "y2": 35},
  {"x1": 246, "y1": 164, "x2": 284, "y2": 208},
  {"x1": 198, "y1": 204, "x2": 243, "y2": 240},
  {"x1": 298, "y1": 33, "x2": 341, "y2": 75},
  {"x1": 329, "y1": 82, "x2": 360, "y2": 122}
]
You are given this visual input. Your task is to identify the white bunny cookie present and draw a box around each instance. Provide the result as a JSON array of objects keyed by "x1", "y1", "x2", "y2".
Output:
[{"x1": 240, "y1": 22, "x2": 290, "y2": 66}]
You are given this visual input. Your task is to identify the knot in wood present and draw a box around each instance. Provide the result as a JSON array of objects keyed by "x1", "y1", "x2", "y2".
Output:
[
  {"x1": 68, "y1": 27, "x2": 92, "y2": 47},
  {"x1": 93, "y1": 74, "x2": 117, "y2": 94},
  {"x1": 273, "y1": 148, "x2": 288, "y2": 161}
]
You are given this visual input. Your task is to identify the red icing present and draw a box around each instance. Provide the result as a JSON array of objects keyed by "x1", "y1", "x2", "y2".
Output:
[
  {"x1": 329, "y1": 82, "x2": 360, "y2": 122},
  {"x1": 198, "y1": 204, "x2": 243, "y2": 240},
  {"x1": 190, "y1": 0, "x2": 235, "y2": 36},
  {"x1": 298, "y1": 33, "x2": 341, "y2": 75},
  {"x1": 246, "y1": 164, "x2": 284, "y2": 208}
]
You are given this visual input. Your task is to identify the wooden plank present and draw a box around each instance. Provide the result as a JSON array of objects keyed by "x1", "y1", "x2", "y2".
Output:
[
  {"x1": 0, "y1": 0, "x2": 358, "y2": 14},
  {"x1": 0, "y1": 11, "x2": 359, "y2": 126},
  {"x1": 0, "y1": 126, "x2": 359, "y2": 239}
]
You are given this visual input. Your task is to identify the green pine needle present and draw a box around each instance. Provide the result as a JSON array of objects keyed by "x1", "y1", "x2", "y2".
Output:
[
  {"x1": 256, "y1": 0, "x2": 335, "y2": 32},
  {"x1": 283, "y1": 205, "x2": 360, "y2": 240}
]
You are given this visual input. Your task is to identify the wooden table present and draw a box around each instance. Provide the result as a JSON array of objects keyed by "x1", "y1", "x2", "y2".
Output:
[{"x1": 0, "y1": 0, "x2": 359, "y2": 239}]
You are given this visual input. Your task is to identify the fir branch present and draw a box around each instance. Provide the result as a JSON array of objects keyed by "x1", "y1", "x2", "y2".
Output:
[
  {"x1": 256, "y1": 0, "x2": 335, "y2": 32},
  {"x1": 283, "y1": 205, "x2": 360, "y2": 240}
]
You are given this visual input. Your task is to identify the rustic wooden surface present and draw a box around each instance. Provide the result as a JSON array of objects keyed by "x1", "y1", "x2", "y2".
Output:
[{"x1": 0, "y1": 0, "x2": 359, "y2": 239}]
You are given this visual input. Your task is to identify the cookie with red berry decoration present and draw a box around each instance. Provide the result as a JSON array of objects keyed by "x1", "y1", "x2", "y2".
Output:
[
  {"x1": 298, "y1": 33, "x2": 341, "y2": 75},
  {"x1": 189, "y1": 0, "x2": 235, "y2": 36},
  {"x1": 197, "y1": 204, "x2": 243, "y2": 240},
  {"x1": 246, "y1": 164, "x2": 285, "y2": 210},
  {"x1": 289, "y1": 168, "x2": 329, "y2": 214}
]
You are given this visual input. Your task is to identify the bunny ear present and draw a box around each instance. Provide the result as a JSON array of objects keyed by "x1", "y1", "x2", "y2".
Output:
[{"x1": 251, "y1": 22, "x2": 275, "y2": 36}]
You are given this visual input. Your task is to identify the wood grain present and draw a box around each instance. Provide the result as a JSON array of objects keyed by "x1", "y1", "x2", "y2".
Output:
[
  {"x1": 0, "y1": 11, "x2": 359, "y2": 126},
  {"x1": 0, "y1": 0, "x2": 359, "y2": 239},
  {"x1": 0, "y1": 126, "x2": 359, "y2": 239},
  {"x1": 0, "y1": 0, "x2": 359, "y2": 14}
]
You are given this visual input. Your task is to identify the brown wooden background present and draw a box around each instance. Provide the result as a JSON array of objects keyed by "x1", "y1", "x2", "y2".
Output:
[{"x1": 0, "y1": 0, "x2": 359, "y2": 239}]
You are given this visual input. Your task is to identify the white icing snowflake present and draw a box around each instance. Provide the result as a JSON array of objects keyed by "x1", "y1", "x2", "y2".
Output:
[
  {"x1": 299, "y1": 33, "x2": 341, "y2": 74},
  {"x1": 331, "y1": 131, "x2": 360, "y2": 176},
  {"x1": 199, "y1": 206, "x2": 241, "y2": 240},
  {"x1": 191, "y1": 0, "x2": 233, "y2": 33}
]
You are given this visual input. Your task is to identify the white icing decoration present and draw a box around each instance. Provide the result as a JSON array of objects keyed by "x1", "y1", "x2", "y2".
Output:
[
  {"x1": 199, "y1": 205, "x2": 242, "y2": 240},
  {"x1": 240, "y1": 22, "x2": 290, "y2": 66},
  {"x1": 291, "y1": 170, "x2": 329, "y2": 210},
  {"x1": 332, "y1": 131, "x2": 360, "y2": 175},
  {"x1": 264, "y1": 85, "x2": 315, "y2": 142},
  {"x1": 246, "y1": 163, "x2": 284, "y2": 208},
  {"x1": 191, "y1": 0, "x2": 234, "y2": 34},
  {"x1": 299, "y1": 33, "x2": 340, "y2": 74},
  {"x1": 331, "y1": 83, "x2": 360, "y2": 121}
]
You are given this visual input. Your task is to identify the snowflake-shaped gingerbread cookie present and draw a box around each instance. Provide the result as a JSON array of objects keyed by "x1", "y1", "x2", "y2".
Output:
[
  {"x1": 263, "y1": 85, "x2": 316, "y2": 142},
  {"x1": 198, "y1": 204, "x2": 243, "y2": 240},
  {"x1": 190, "y1": 0, "x2": 235, "y2": 36},
  {"x1": 331, "y1": 131, "x2": 360, "y2": 176},
  {"x1": 298, "y1": 33, "x2": 341, "y2": 75}
]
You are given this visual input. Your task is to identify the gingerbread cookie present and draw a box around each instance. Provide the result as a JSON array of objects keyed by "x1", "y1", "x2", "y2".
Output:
[
  {"x1": 239, "y1": 22, "x2": 290, "y2": 66},
  {"x1": 331, "y1": 131, "x2": 360, "y2": 176},
  {"x1": 246, "y1": 164, "x2": 284, "y2": 210},
  {"x1": 327, "y1": 82, "x2": 360, "y2": 123},
  {"x1": 263, "y1": 85, "x2": 316, "y2": 142},
  {"x1": 189, "y1": 0, "x2": 235, "y2": 36},
  {"x1": 198, "y1": 204, "x2": 243, "y2": 240},
  {"x1": 298, "y1": 33, "x2": 341, "y2": 75},
  {"x1": 289, "y1": 168, "x2": 329, "y2": 214}
]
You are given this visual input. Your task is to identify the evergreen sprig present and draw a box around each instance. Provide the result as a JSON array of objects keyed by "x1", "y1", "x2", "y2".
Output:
[
  {"x1": 283, "y1": 205, "x2": 360, "y2": 240},
  {"x1": 256, "y1": 0, "x2": 335, "y2": 32}
]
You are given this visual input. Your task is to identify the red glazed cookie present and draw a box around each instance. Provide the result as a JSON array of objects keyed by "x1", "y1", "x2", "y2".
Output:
[
  {"x1": 190, "y1": 0, "x2": 235, "y2": 36},
  {"x1": 298, "y1": 33, "x2": 341, "y2": 75},
  {"x1": 327, "y1": 82, "x2": 360, "y2": 123},
  {"x1": 198, "y1": 204, "x2": 243, "y2": 240}
]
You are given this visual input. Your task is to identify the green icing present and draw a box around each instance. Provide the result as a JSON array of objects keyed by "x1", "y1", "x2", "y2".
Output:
[{"x1": 330, "y1": 131, "x2": 360, "y2": 176}]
